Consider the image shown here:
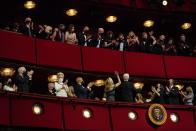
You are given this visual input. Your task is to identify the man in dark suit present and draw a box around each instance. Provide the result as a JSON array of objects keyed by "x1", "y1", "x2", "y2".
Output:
[
  {"x1": 19, "y1": 17, "x2": 35, "y2": 37},
  {"x1": 166, "y1": 79, "x2": 180, "y2": 105},
  {"x1": 89, "y1": 28, "x2": 105, "y2": 48},
  {"x1": 139, "y1": 32, "x2": 151, "y2": 53},
  {"x1": 114, "y1": 33, "x2": 128, "y2": 51},
  {"x1": 74, "y1": 77, "x2": 94, "y2": 99},
  {"x1": 116, "y1": 73, "x2": 140, "y2": 102},
  {"x1": 77, "y1": 26, "x2": 91, "y2": 46},
  {"x1": 14, "y1": 67, "x2": 33, "y2": 93}
]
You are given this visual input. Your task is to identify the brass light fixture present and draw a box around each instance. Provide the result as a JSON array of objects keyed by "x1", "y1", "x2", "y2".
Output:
[
  {"x1": 143, "y1": 20, "x2": 154, "y2": 27},
  {"x1": 175, "y1": 84, "x2": 184, "y2": 90},
  {"x1": 181, "y1": 23, "x2": 191, "y2": 30},
  {"x1": 66, "y1": 9, "x2": 78, "y2": 16},
  {"x1": 0, "y1": 68, "x2": 15, "y2": 77},
  {"x1": 106, "y1": 16, "x2": 118, "y2": 23},
  {"x1": 48, "y1": 75, "x2": 58, "y2": 82},
  {"x1": 24, "y1": 1, "x2": 36, "y2": 9},
  {"x1": 133, "y1": 82, "x2": 144, "y2": 89},
  {"x1": 94, "y1": 80, "x2": 105, "y2": 87}
]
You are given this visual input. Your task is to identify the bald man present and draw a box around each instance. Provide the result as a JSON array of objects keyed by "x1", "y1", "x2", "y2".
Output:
[
  {"x1": 74, "y1": 77, "x2": 94, "y2": 99},
  {"x1": 90, "y1": 28, "x2": 105, "y2": 48}
]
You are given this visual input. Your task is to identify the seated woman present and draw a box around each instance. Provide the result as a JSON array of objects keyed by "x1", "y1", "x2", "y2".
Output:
[
  {"x1": 180, "y1": 86, "x2": 194, "y2": 105},
  {"x1": 3, "y1": 78, "x2": 17, "y2": 92},
  {"x1": 127, "y1": 31, "x2": 139, "y2": 52},
  {"x1": 104, "y1": 71, "x2": 121, "y2": 101},
  {"x1": 65, "y1": 24, "x2": 78, "y2": 45},
  {"x1": 135, "y1": 93, "x2": 144, "y2": 103}
]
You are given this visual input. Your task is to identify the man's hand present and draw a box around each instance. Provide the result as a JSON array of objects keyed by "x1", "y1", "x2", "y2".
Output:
[{"x1": 87, "y1": 82, "x2": 94, "y2": 88}]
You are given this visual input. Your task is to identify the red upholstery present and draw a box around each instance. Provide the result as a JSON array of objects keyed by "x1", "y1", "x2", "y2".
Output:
[
  {"x1": 82, "y1": 47, "x2": 125, "y2": 74},
  {"x1": 0, "y1": 92, "x2": 195, "y2": 130},
  {"x1": 0, "y1": 30, "x2": 36, "y2": 63},
  {"x1": 164, "y1": 56, "x2": 196, "y2": 79},
  {"x1": 124, "y1": 52, "x2": 166, "y2": 78},
  {"x1": 0, "y1": 96, "x2": 10, "y2": 125},
  {"x1": 11, "y1": 98, "x2": 63, "y2": 129},
  {"x1": 63, "y1": 104, "x2": 111, "y2": 131},
  {"x1": 36, "y1": 39, "x2": 82, "y2": 71}
]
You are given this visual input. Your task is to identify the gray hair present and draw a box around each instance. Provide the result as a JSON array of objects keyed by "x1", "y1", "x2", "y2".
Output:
[{"x1": 123, "y1": 73, "x2": 129, "y2": 81}]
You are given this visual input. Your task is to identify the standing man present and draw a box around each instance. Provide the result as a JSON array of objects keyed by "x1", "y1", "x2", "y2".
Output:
[
  {"x1": 166, "y1": 79, "x2": 180, "y2": 105},
  {"x1": 77, "y1": 26, "x2": 92, "y2": 46},
  {"x1": 74, "y1": 77, "x2": 94, "y2": 99},
  {"x1": 15, "y1": 67, "x2": 33, "y2": 93}
]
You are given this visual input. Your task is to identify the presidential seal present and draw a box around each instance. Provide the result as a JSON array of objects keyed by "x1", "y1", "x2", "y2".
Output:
[{"x1": 148, "y1": 104, "x2": 167, "y2": 126}]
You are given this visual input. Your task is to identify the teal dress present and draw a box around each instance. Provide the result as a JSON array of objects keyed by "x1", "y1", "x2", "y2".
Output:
[{"x1": 106, "y1": 85, "x2": 116, "y2": 101}]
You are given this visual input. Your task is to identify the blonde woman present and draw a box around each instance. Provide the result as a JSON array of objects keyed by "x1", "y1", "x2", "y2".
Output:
[
  {"x1": 135, "y1": 93, "x2": 144, "y2": 103},
  {"x1": 67, "y1": 86, "x2": 76, "y2": 97},
  {"x1": 180, "y1": 86, "x2": 194, "y2": 105},
  {"x1": 104, "y1": 71, "x2": 121, "y2": 101},
  {"x1": 127, "y1": 31, "x2": 139, "y2": 52}
]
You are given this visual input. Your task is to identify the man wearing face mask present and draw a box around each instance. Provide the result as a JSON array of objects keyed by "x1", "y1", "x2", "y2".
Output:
[
  {"x1": 74, "y1": 77, "x2": 94, "y2": 99},
  {"x1": 19, "y1": 17, "x2": 35, "y2": 37},
  {"x1": 77, "y1": 26, "x2": 92, "y2": 46},
  {"x1": 54, "y1": 72, "x2": 69, "y2": 97},
  {"x1": 177, "y1": 34, "x2": 191, "y2": 56},
  {"x1": 139, "y1": 32, "x2": 151, "y2": 53},
  {"x1": 14, "y1": 67, "x2": 33, "y2": 93},
  {"x1": 90, "y1": 28, "x2": 105, "y2": 48}
]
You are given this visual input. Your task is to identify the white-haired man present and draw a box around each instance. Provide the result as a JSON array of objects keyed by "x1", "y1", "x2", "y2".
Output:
[
  {"x1": 116, "y1": 73, "x2": 140, "y2": 102},
  {"x1": 15, "y1": 67, "x2": 33, "y2": 93}
]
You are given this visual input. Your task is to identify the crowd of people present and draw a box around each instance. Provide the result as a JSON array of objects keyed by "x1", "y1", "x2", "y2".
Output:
[
  {"x1": 0, "y1": 67, "x2": 194, "y2": 106},
  {"x1": 2, "y1": 17, "x2": 196, "y2": 56}
]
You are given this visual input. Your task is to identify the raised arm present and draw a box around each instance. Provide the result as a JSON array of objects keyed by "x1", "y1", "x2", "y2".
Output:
[{"x1": 114, "y1": 71, "x2": 121, "y2": 88}]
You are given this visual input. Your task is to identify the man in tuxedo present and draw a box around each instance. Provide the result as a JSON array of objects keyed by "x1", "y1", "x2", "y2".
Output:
[
  {"x1": 74, "y1": 77, "x2": 94, "y2": 99},
  {"x1": 166, "y1": 79, "x2": 180, "y2": 105},
  {"x1": 114, "y1": 33, "x2": 128, "y2": 51},
  {"x1": 14, "y1": 67, "x2": 33, "y2": 93},
  {"x1": 116, "y1": 73, "x2": 140, "y2": 102},
  {"x1": 19, "y1": 17, "x2": 35, "y2": 37},
  {"x1": 177, "y1": 34, "x2": 191, "y2": 56},
  {"x1": 77, "y1": 26, "x2": 91, "y2": 46},
  {"x1": 139, "y1": 32, "x2": 151, "y2": 53},
  {"x1": 89, "y1": 28, "x2": 105, "y2": 48}
]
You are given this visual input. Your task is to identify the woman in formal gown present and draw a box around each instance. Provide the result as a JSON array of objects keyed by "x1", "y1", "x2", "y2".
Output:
[
  {"x1": 104, "y1": 71, "x2": 121, "y2": 101},
  {"x1": 55, "y1": 72, "x2": 69, "y2": 97},
  {"x1": 65, "y1": 24, "x2": 78, "y2": 45}
]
